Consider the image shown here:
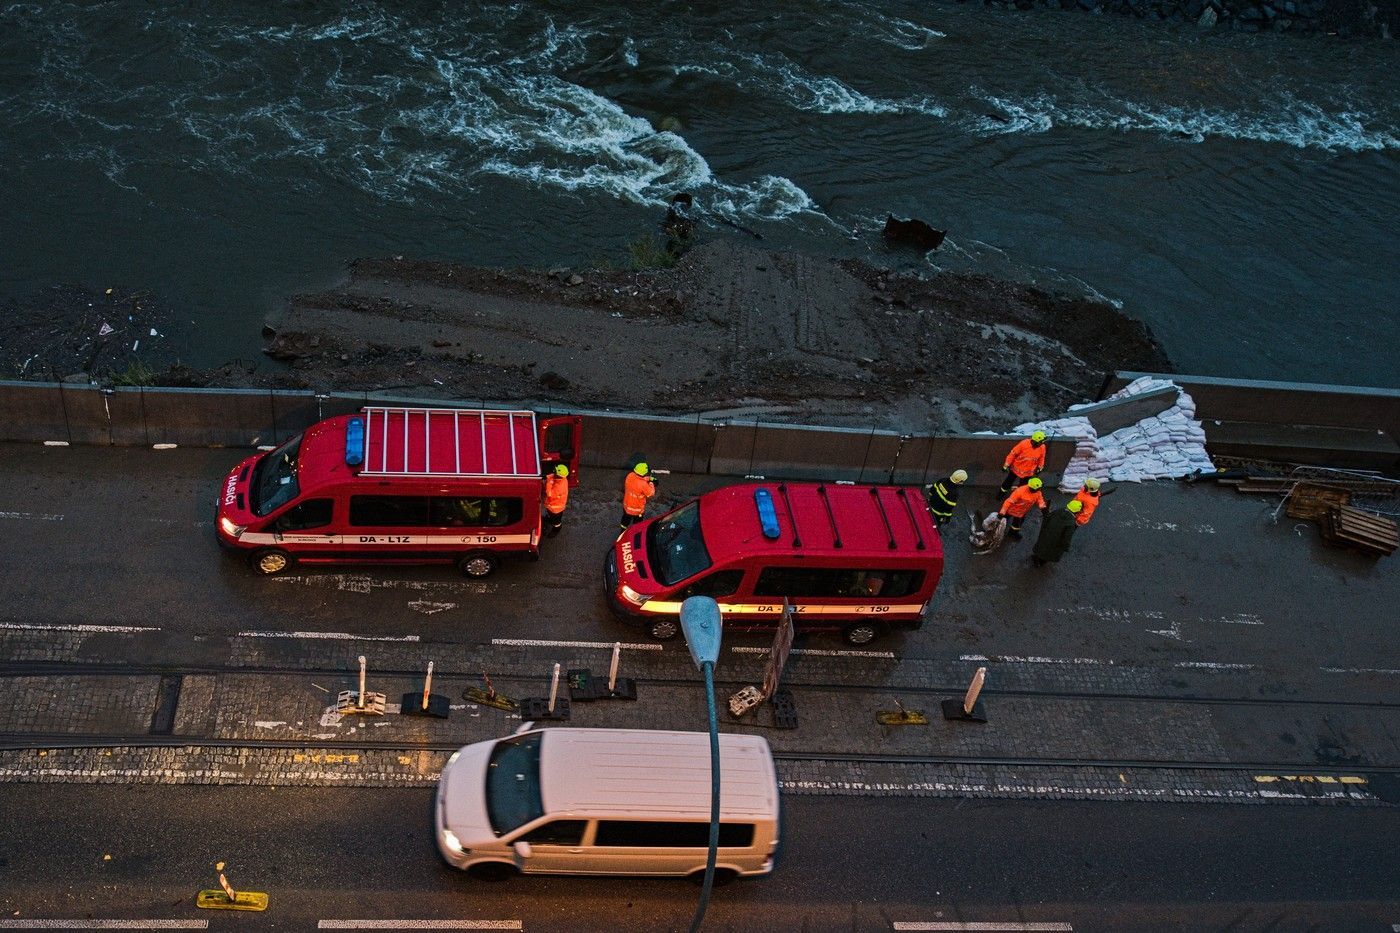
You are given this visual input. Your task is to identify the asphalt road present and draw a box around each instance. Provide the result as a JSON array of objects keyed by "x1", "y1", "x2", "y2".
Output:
[
  {"x1": 0, "y1": 785, "x2": 1397, "y2": 932},
  {"x1": 1, "y1": 443, "x2": 1397, "y2": 675}
]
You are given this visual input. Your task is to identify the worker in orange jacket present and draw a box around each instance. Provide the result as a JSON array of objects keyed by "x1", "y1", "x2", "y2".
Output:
[
  {"x1": 1071, "y1": 477, "x2": 1102, "y2": 526},
  {"x1": 1000, "y1": 430, "x2": 1048, "y2": 493},
  {"x1": 996, "y1": 476, "x2": 1048, "y2": 538},
  {"x1": 620, "y1": 461, "x2": 656, "y2": 530},
  {"x1": 542, "y1": 464, "x2": 570, "y2": 538}
]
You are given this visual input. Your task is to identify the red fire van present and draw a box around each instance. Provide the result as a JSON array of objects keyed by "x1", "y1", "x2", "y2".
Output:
[
  {"x1": 216, "y1": 406, "x2": 581, "y2": 576},
  {"x1": 604, "y1": 482, "x2": 943, "y2": 646}
]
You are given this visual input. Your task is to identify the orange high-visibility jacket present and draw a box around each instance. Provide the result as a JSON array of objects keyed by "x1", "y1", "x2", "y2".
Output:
[
  {"x1": 1000, "y1": 484, "x2": 1047, "y2": 518},
  {"x1": 544, "y1": 474, "x2": 569, "y2": 514},
  {"x1": 1072, "y1": 489, "x2": 1099, "y2": 526},
  {"x1": 622, "y1": 472, "x2": 655, "y2": 516},
  {"x1": 1004, "y1": 438, "x2": 1047, "y2": 478}
]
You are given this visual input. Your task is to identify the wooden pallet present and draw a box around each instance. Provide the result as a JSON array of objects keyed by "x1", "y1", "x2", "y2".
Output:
[
  {"x1": 1226, "y1": 476, "x2": 1398, "y2": 496},
  {"x1": 1285, "y1": 483, "x2": 1351, "y2": 522},
  {"x1": 1321, "y1": 505, "x2": 1398, "y2": 557}
]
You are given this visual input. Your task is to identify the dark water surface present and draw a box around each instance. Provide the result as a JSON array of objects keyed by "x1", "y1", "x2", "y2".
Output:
[{"x1": 2, "y1": 1, "x2": 1397, "y2": 385}]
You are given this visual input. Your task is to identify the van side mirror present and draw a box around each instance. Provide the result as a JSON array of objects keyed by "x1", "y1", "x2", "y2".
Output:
[{"x1": 513, "y1": 841, "x2": 532, "y2": 860}]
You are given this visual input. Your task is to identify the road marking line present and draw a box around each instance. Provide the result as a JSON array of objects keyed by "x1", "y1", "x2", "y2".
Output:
[
  {"x1": 0, "y1": 622, "x2": 160, "y2": 634},
  {"x1": 1174, "y1": 661, "x2": 1255, "y2": 670},
  {"x1": 272, "y1": 574, "x2": 494, "y2": 596},
  {"x1": 962, "y1": 654, "x2": 1112, "y2": 665},
  {"x1": 892, "y1": 923, "x2": 1072, "y2": 931},
  {"x1": 318, "y1": 923, "x2": 522, "y2": 930},
  {"x1": 1323, "y1": 667, "x2": 1400, "y2": 675},
  {"x1": 237, "y1": 630, "x2": 420, "y2": 642},
  {"x1": 0, "y1": 922, "x2": 208, "y2": 930},
  {"x1": 492, "y1": 638, "x2": 662, "y2": 651},
  {"x1": 0, "y1": 511, "x2": 64, "y2": 521},
  {"x1": 731, "y1": 646, "x2": 895, "y2": 659}
]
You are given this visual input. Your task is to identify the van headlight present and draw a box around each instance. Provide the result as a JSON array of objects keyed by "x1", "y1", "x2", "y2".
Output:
[
  {"x1": 441, "y1": 829, "x2": 466, "y2": 855},
  {"x1": 219, "y1": 516, "x2": 246, "y2": 538},
  {"x1": 619, "y1": 584, "x2": 650, "y2": 606}
]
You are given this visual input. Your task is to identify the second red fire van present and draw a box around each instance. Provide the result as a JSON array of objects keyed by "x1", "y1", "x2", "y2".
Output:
[
  {"x1": 605, "y1": 481, "x2": 943, "y2": 645},
  {"x1": 216, "y1": 406, "x2": 581, "y2": 576}
]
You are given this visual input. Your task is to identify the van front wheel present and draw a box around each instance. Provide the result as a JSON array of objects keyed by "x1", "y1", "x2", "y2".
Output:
[
  {"x1": 250, "y1": 548, "x2": 293, "y2": 576},
  {"x1": 467, "y1": 861, "x2": 516, "y2": 882},
  {"x1": 842, "y1": 621, "x2": 883, "y2": 646},
  {"x1": 688, "y1": 868, "x2": 737, "y2": 887},
  {"x1": 647, "y1": 617, "x2": 680, "y2": 641},
  {"x1": 458, "y1": 552, "x2": 499, "y2": 578}
]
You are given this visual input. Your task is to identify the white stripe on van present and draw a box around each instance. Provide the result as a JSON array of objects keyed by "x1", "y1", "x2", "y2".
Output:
[
  {"x1": 237, "y1": 533, "x2": 533, "y2": 547},
  {"x1": 638, "y1": 602, "x2": 925, "y2": 615}
]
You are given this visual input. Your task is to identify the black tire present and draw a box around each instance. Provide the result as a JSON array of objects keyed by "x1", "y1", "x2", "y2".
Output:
[
  {"x1": 467, "y1": 861, "x2": 516, "y2": 882},
  {"x1": 841, "y1": 621, "x2": 883, "y2": 646},
  {"x1": 458, "y1": 552, "x2": 499, "y2": 578},
  {"x1": 647, "y1": 616, "x2": 680, "y2": 641},
  {"x1": 250, "y1": 548, "x2": 294, "y2": 576},
  {"x1": 688, "y1": 867, "x2": 738, "y2": 887}
]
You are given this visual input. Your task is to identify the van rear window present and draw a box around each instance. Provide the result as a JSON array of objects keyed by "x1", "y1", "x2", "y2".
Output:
[
  {"x1": 753, "y1": 567, "x2": 925, "y2": 599},
  {"x1": 349, "y1": 495, "x2": 523, "y2": 527},
  {"x1": 594, "y1": 820, "x2": 755, "y2": 848}
]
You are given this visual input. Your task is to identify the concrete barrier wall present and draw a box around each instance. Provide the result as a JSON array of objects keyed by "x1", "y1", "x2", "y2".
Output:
[
  {"x1": 0, "y1": 380, "x2": 1072, "y2": 487},
  {"x1": 1105, "y1": 372, "x2": 1400, "y2": 441},
  {"x1": 1071, "y1": 385, "x2": 1179, "y2": 435}
]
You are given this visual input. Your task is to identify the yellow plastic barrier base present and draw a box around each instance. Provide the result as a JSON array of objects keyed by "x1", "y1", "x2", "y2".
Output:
[
  {"x1": 876, "y1": 709, "x2": 929, "y2": 726},
  {"x1": 196, "y1": 890, "x2": 269, "y2": 911}
]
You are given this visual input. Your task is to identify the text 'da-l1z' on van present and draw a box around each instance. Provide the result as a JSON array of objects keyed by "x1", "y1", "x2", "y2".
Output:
[
  {"x1": 604, "y1": 481, "x2": 943, "y2": 646},
  {"x1": 436, "y1": 726, "x2": 781, "y2": 883},
  {"x1": 215, "y1": 406, "x2": 581, "y2": 577}
]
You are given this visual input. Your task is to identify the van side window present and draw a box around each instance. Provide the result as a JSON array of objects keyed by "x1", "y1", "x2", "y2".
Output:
[
  {"x1": 350, "y1": 495, "x2": 429, "y2": 527},
  {"x1": 429, "y1": 497, "x2": 523, "y2": 528},
  {"x1": 754, "y1": 567, "x2": 925, "y2": 599},
  {"x1": 594, "y1": 821, "x2": 755, "y2": 848},
  {"x1": 519, "y1": 819, "x2": 587, "y2": 846},
  {"x1": 679, "y1": 570, "x2": 744, "y2": 600},
  {"x1": 272, "y1": 498, "x2": 333, "y2": 531}
]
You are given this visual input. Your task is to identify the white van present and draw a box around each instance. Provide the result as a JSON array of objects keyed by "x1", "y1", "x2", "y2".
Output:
[{"x1": 435, "y1": 727, "x2": 780, "y2": 883}]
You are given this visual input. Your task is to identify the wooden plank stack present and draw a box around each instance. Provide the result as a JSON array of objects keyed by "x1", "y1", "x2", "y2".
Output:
[
  {"x1": 1285, "y1": 483, "x2": 1351, "y2": 521},
  {"x1": 1320, "y1": 505, "x2": 1398, "y2": 558}
]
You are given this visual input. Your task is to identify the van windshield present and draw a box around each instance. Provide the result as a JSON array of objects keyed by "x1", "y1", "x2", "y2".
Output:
[
  {"x1": 251, "y1": 434, "x2": 302, "y2": 516},
  {"x1": 485, "y1": 733, "x2": 544, "y2": 836},
  {"x1": 646, "y1": 500, "x2": 712, "y2": 586}
]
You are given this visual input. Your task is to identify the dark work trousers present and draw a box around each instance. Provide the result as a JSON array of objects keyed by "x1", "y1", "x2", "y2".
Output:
[
  {"x1": 620, "y1": 512, "x2": 643, "y2": 531},
  {"x1": 543, "y1": 509, "x2": 564, "y2": 538},
  {"x1": 1000, "y1": 471, "x2": 1029, "y2": 494}
]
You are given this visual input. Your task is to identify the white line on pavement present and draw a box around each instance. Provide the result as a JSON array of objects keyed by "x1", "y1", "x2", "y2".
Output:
[
  {"x1": 731, "y1": 646, "x2": 896, "y2": 659},
  {"x1": 318, "y1": 923, "x2": 522, "y2": 930},
  {"x1": 491, "y1": 638, "x2": 662, "y2": 651},
  {"x1": 0, "y1": 922, "x2": 208, "y2": 930},
  {"x1": 1174, "y1": 661, "x2": 1255, "y2": 670},
  {"x1": 1324, "y1": 667, "x2": 1400, "y2": 675},
  {"x1": 0, "y1": 622, "x2": 160, "y2": 634},
  {"x1": 892, "y1": 923, "x2": 1072, "y2": 931},
  {"x1": 0, "y1": 511, "x2": 64, "y2": 521},
  {"x1": 237, "y1": 630, "x2": 421, "y2": 642},
  {"x1": 961, "y1": 654, "x2": 1112, "y2": 665}
]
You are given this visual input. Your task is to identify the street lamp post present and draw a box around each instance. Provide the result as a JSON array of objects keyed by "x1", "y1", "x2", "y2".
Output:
[{"x1": 679, "y1": 596, "x2": 723, "y2": 933}]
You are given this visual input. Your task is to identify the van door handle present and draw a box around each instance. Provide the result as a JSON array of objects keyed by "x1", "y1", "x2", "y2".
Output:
[{"x1": 568, "y1": 848, "x2": 584, "y2": 854}]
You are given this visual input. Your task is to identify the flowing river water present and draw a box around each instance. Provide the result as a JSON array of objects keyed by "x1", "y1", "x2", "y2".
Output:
[{"x1": 1, "y1": 0, "x2": 1397, "y2": 384}]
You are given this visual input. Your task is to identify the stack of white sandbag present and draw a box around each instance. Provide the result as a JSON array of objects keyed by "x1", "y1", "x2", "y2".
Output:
[{"x1": 1015, "y1": 377, "x2": 1214, "y2": 492}]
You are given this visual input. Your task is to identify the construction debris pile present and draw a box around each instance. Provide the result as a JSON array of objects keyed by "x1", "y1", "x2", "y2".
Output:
[
  {"x1": 1013, "y1": 377, "x2": 1214, "y2": 492},
  {"x1": 1216, "y1": 471, "x2": 1399, "y2": 558}
]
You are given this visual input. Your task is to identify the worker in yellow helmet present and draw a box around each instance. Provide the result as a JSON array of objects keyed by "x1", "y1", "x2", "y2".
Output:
[
  {"x1": 925, "y1": 469, "x2": 968, "y2": 527},
  {"x1": 620, "y1": 461, "x2": 656, "y2": 530},
  {"x1": 543, "y1": 464, "x2": 570, "y2": 539},
  {"x1": 1001, "y1": 430, "x2": 1048, "y2": 493}
]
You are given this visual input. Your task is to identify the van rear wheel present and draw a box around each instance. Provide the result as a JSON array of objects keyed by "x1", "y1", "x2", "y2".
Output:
[
  {"x1": 688, "y1": 867, "x2": 737, "y2": 887},
  {"x1": 467, "y1": 861, "x2": 516, "y2": 882},
  {"x1": 647, "y1": 617, "x2": 680, "y2": 641},
  {"x1": 250, "y1": 548, "x2": 293, "y2": 576},
  {"x1": 841, "y1": 621, "x2": 883, "y2": 646},
  {"x1": 458, "y1": 552, "x2": 499, "y2": 578}
]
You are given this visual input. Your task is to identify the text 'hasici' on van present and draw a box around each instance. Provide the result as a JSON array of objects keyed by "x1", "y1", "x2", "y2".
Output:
[
  {"x1": 604, "y1": 481, "x2": 944, "y2": 646},
  {"x1": 215, "y1": 406, "x2": 581, "y2": 576}
]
